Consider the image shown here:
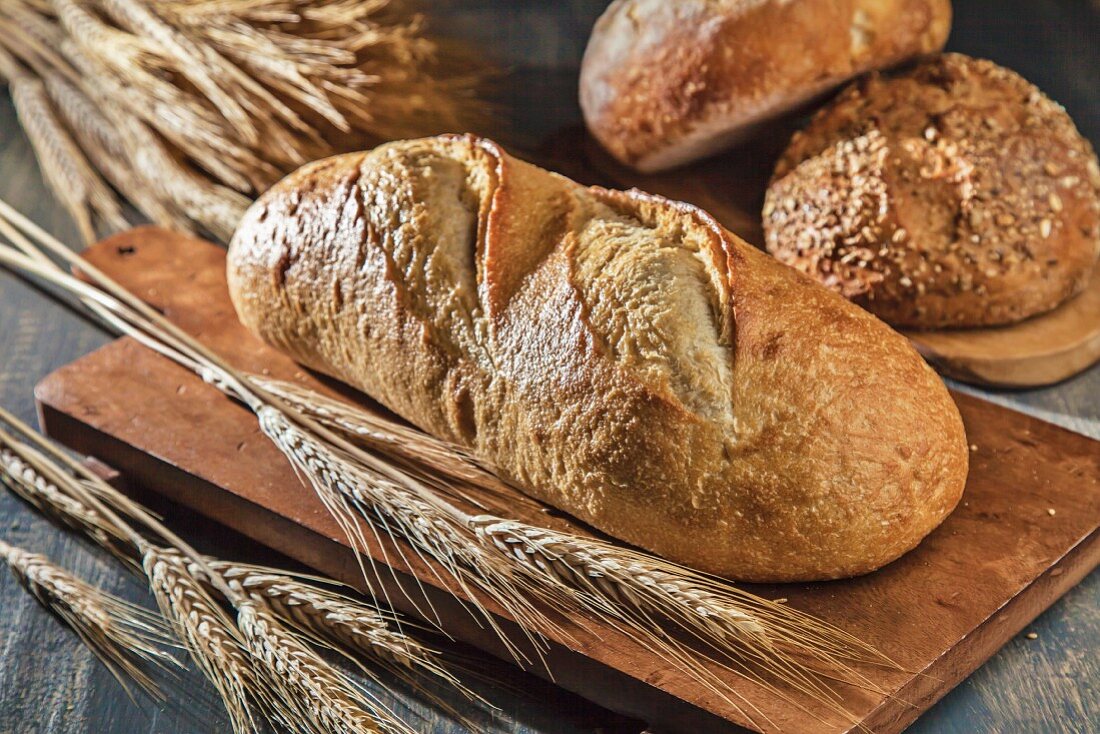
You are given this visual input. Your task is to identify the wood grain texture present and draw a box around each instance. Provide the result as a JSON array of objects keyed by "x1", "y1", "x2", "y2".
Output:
[
  {"x1": 0, "y1": 1, "x2": 1097, "y2": 732},
  {"x1": 901, "y1": 268, "x2": 1100, "y2": 388},
  {"x1": 34, "y1": 227, "x2": 1100, "y2": 733}
]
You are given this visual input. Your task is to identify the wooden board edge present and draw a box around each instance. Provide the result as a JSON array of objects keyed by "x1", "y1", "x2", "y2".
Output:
[
  {"x1": 902, "y1": 268, "x2": 1100, "y2": 388},
  {"x1": 908, "y1": 332, "x2": 1100, "y2": 388},
  {"x1": 34, "y1": 389, "x2": 760, "y2": 734},
  {"x1": 855, "y1": 526, "x2": 1100, "y2": 733}
]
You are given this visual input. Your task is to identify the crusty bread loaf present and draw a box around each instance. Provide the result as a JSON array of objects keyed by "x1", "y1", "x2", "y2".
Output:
[
  {"x1": 580, "y1": 0, "x2": 951, "y2": 172},
  {"x1": 227, "y1": 134, "x2": 968, "y2": 582},
  {"x1": 764, "y1": 54, "x2": 1100, "y2": 329}
]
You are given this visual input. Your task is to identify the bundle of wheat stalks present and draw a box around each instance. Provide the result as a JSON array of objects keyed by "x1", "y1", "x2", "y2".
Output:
[
  {"x1": 0, "y1": 0, "x2": 489, "y2": 243},
  {"x1": 0, "y1": 201, "x2": 898, "y2": 731},
  {"x1": 0, "y1": 406, "x2": 482, "y2": 733}
]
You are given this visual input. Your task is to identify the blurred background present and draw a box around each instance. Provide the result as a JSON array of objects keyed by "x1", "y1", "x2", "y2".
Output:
[{"x1": 429, "y1": 0, "x2": 1100, "y2": 155}]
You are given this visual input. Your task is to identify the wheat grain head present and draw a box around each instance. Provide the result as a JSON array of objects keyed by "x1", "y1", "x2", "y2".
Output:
[
  {"x1": 0, "y1": 539, "x2": 176, "y2": 697},
  {"x1": 143, "y1": 548, "x2": 262, "y2": 734},
  {"x1": 236, "y1": 594, "x2": 414, "y2": 734},
  {"x1": 0, "y1": 447, "x2": 132, "y2": 562}
]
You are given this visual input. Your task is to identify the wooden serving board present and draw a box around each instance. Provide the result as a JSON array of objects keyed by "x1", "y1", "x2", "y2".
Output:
[
  {"x1": 901, "y1": 269, "x2": 1100, "y2": 388},
  {"x1": 533, "y1": 127, "x2": 1100, "y2": 388},
  {"x1": 35, "y1": 228, "x2": 1100, "y2": 734}
]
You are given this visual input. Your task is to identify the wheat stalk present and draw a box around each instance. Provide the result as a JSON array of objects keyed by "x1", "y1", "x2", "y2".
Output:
[
  {"x1": 252, "y1": 376, "x2": 517, "y2": 507},
  {"x1": 0, "y1": 201, "x2": 896, "y2": 729},
  {"x1": 253, "y1": 404, "x2": 561, "y2": 665},
  {"x1": 254, "y1": 377, "x2": 895, "y2": 719},
  {"x1": 250, "y1": 377, "x2": 895, "y2": 666},
  {"x1": 0, "y1": 43, "x2": 127, "y2": 242},
  {"x1": 0, "y1": 408, "x2": 483, "y2": 734},
  {"x1": 41, "y1": 69, "x2": 248, "y2": 237},
  {"x1": 0, "y1": 0, "x2": 491, "y2": 241},
  {"x1": 42, "y1": 71, "x2": 193, "y2": 232},
  {"x1": 0, "y1": 412, "x2": 269, "y2": 733},
  {"x1": 249, "y1": 388, "x2": 881, "y2": 657},
  {"x1": 98, "y1": 0, "x2": 264, "y2": 145},
  {"x1": 0, "y1": 447, "x2": 132, "y2": 562},
  {"x1": 143, "y1": 548, "x2": 263, "y2": 733},
  {"x1": 236, "y1": 595, "x2": 416, "y2": 734},
  {"x1": 212, "y1": 562, "x2": 477, "y2": 694},
  {"x1": 0, "y1": 538, "x2": 177, "y2": 698},
  {"x1": 0, "y1": 430, "x2": 473, "y2": 697}
]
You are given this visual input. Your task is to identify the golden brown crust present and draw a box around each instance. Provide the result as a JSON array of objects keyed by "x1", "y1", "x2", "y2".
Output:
[
  {"x1": 580, "y1": 0, "x2": 951, "y2": 172},
  {"x1": 764, "y1": 54, "x2": 1100, "y2": 328},
  {"x1": 228, "y1": 134, "x2": 968, "y2": 582}
]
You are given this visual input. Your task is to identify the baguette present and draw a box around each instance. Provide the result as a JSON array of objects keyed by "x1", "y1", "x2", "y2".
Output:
[
  {"x1": 227, "y1": 135, "x2": 968, "y2": 582},
  {"x1": 580, "y1": 0, "x2": 952, "y2": 172}
]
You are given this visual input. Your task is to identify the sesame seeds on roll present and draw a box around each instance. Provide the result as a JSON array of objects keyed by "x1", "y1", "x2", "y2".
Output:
[{"x1": 764, "y1": 53, "x2": 1100, "y2": 329}]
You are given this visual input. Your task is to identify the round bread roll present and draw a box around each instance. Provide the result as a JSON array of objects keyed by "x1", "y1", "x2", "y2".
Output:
[
  {"x1": 579, "y1": 0, "x2": 951, "y2": 172},
  {"x1": 764, "y1": 54, "x2": 1100, "y2": 329}
]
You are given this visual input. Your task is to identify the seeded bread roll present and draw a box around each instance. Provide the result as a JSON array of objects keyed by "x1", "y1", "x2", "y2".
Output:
[
  {"x1": 228, "y1": 134, "x2": 968, "y2": 582},
  {"x1": 580, "y1": 0, "x2": 952, "y2": 172},
  {"x1": 764, "y1": 53, "x2": 1100, "y2": 329}
]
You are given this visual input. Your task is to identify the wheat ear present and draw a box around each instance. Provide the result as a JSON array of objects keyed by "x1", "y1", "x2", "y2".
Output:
[
  {"x1": 253, "y1": 382, "x2": 862, "y2": 673},
  {"x1": 0, "y1": 412, "x2": 419, "y2": 734},
  {"x1": 40, "y1": 70, "x2": 199, "y2": 235},
  {"x1": 255, "y1": 380, "x2": 866, "y2": 654},
  {"x1": 0, "y1": 413, "x2": 485, "y2": 733},
  {"x1": 214, "y1": 562, "x2": 481, "y2": 698},
  {"x1": 143, "y1": 548, "x2": 263, "y2": 734},
  {"x1": 244, "y1": 400, "x2": 872, "y2": 729},
  {"x1": 255, "y1": 378, "x2": 896, "y2": 720},
  {"x1": 251, "y1": 377, "x2": 897, "y2": 673},
  {"x1": 1, "y1": 0, "x2": 492, "y2": 238},
  {"x1": 236, "y1": 595, "x2": 416, "y2": 734},
  {"x1": 0, "y1": 412, "x2": 268, "y2": 734},
  {"x1": 255, "y1": 405, "x2": 562, "y2": 664},
  {"x1": 0, "y1": 447, "x2": 133, "y2": 564},
  {"x1": 0, "y1": 538, "x2": 177, "y2": 698},
  {"x1": 252, "y1": 376, "x2": 517, "y2": 507},
  {"x1": 213, "y1": 561, "x2": 493, "y2": 730},
  {"x1": 0, "y1": 423, "x2": 485, "y2": 698},
  {"x1": 0, "y1": 43, "x2": 126, "y2": 243}
]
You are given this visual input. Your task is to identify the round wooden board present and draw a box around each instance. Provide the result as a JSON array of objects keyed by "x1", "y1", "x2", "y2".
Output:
[{"x1": 904, "y1": 268, "x2": 1100, "y2": 388}]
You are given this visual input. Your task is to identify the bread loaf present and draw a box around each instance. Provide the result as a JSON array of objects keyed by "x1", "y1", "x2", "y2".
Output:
[
  {"x1": 580, "y1": 0, "x2": 952, "y2": 172},
  {"x1": 227, "y1": 135, "x2": 968, "y2": 582},
  {"x1": 764, "y1": 54, "x2": 1100, "y2": 328}
]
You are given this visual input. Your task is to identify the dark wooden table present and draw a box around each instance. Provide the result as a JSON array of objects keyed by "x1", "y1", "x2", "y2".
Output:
[{"x1": 0, "y1": 2, "x2": 1096, "y2": 732}]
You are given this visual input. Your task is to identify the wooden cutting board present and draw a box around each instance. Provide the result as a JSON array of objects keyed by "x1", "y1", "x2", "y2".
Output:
[
  {"x1": 531, "y1": 126, "x2": 1100, "y2": 388},
  {"x1": 35, "y1": 228, "x2": 1100, "y2": 734}
]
